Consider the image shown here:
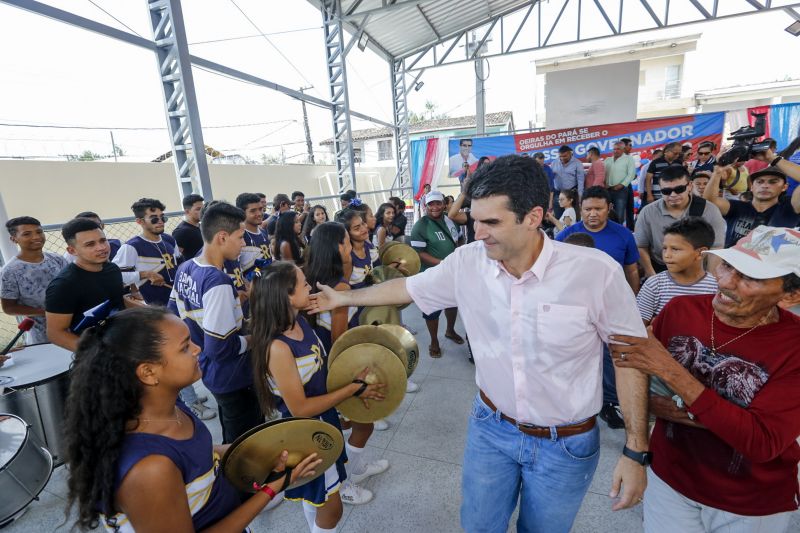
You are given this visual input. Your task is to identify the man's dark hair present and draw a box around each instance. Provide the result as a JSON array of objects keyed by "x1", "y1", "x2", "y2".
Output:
[
  {"x1": 272, "y1": 193, "x2": 290, "y2": 210},
  {"x1": 75, "y1": 211, "x2": 100, "y2": 220},
  {"x1": 466, "y1": 155, "x2": 548, "y2": 223},
  {"x1": 236, "y1": 192, "x2": 262, "y2": 211},
  {"x1": 256, "y1": 192, "x2": 266, "y2": 200},
  {"x1": 131, "y1": 198, "x2": 166, "y2": 218},
  {"x1": 460, "y1": 139, "x2": 472, "y2": 147},
  {"x1": 345, "y1": 189, "x2": 357, "y2": 198},
  {"x1": 6, "y1": 216, "x2": 41, "y2": 236},
  {"x1": 182, "y1": 193, "x2": 204, "y2": 210},
  {"x1": 664, "y1": 141, "x2": 681, "y2": 153},
  {"x1": 660, "y1": 165, "x2": 690, "y2": 183},
  {"x1": 291, "y1": 191, "x2": 305, "y2": 200},
  {"x1": 698, "y1": 141, "x2": 715, "y2": 150},
  {"x1": 587, "y1": 146, "x2": 600, "y2": 157},
  {"x1": 652, "y1": 149, "x2": 663, "y2": 157},
  {"x1": 581, "y1": 186, "x2": 611, "y2": 205},
  {"x1": 200, "y1": 201, "x2": 245, "y2": 243},
  {"x1": 563, "y1": 232, "x2": 595, "y2": 248},
  {"x1": 620, "y1": 138, "x2": 632, "y2": 146},
  {"x1": 340, "y1": 192, "x2": 354, "y2": 202},
  {"x1": 558, "y1": 145, "x2": 573, "y2": 154},
  {"x1": 663, "y1": 217, "x2": 714, "y2": 249},
  {"x1": 533, "y1": 152, "x2": 545, "y2": 159},
  {"x1": 62, "y1": 217, "x2": 101, "y2": 244}
]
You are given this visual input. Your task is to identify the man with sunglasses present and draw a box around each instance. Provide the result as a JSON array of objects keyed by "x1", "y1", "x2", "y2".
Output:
[
  {"x1": 635, "y1": 166, "x2": 726, "y2": 278},
  {"x1": 690, "y1": 142, "x2": 717, "y2": 174},
  {"x1": 113, "y1": 198, "x2": 181, "y2": 306}
]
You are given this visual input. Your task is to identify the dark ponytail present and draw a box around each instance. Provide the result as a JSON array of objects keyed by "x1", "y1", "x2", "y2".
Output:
[
  {"x1": 249, "y1": 261, "x2": 299, "y2": 416},
  {"x1": 64, "y1": 307, "x2": 170, "y2": 529}
]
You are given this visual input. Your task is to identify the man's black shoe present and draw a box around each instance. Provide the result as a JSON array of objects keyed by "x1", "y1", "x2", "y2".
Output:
[{"x1": 600, "y1": 403, "x2": 625, "y2": 429}]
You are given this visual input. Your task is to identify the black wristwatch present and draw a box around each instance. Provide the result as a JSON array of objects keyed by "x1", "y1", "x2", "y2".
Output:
[
  {"x1": 770, "y1": 156, "x2": 783, "y2": 167},
  {"x1": 622, "y1": 445, "x2": 653, "y2": 466}
]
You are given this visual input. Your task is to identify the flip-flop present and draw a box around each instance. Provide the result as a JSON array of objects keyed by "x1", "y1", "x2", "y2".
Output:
[
  {"x1": 445, "y1": 332, "x2": 465, "y2": 345},
  {"x1": 429, "y1": 346, "x2": 442, "y2": 358}
]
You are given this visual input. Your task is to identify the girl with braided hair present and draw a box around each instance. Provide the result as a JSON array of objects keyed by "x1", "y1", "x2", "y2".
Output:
[{"x1": 63, "y1": 306, "x2": 321, "y2": 532}]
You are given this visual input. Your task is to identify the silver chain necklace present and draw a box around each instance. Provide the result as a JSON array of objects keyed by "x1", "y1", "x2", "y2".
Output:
[{"x1": 710, "y1": 308, "x2": 774, "y2": 356}]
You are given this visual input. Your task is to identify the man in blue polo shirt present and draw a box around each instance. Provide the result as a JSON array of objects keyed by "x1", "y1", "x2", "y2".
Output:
[{"x1": 557, "y1": 186, "x2": 639, "y2": 430}]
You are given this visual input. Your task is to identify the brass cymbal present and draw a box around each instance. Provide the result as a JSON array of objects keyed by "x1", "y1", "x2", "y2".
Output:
[
  {"x1": 359, "y1": 305, "x2": 401, "y2": 327},
  {"x1": 368, "y1": 265, "x2": 405, "y2": 285},
  {"x1": 221, "y1": 417, "x2": 344, "y2": 493},
  {"x1": 328, "y1": 325, "x2": 406, "y2": 371},
  {"x1": 327, "y1": 343, "x2": 407, "y2": 422},
  {"x1": 378, "y1": 240, "x2": 403, "y2": 256},
  {"x1": 379, "y1": 243, "x2": 421, "y2": 277},
  {"x1": 378, "y1": 324, "x2": 419, "y2": 377}
]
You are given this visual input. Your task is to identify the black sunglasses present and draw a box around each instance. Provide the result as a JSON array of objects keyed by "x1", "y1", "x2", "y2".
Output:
[
  {"x1": 661, "y1": 184, "x2": 688, "y2": 196},
  {"x1": 146, "y1": 215, "x2": 168, "y2": 224},
  {"x1": 698, "y1": 151, "x2": 711, "y2": 156}
]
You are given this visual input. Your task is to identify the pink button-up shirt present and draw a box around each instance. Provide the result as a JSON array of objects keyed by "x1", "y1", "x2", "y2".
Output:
[{"x1": 406, "y1": 234, "x2": 646, "y2": 426}]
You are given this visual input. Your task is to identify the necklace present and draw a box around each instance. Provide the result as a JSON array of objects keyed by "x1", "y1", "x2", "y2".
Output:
[
  {"x1": 710, "y1": 308, "x2": 774, "y2": 356},
  {"x1": 147, "y1": 236, "x2": 174, "y2": 284},
  {"x1": 141, "y1": 406, "x2": 182, "y2": 425}
]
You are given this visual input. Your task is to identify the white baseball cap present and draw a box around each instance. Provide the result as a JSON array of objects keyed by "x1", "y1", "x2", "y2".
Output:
[
  {"x1": 425, "y1": 190, "x2": 445, "y2": 204},
  {"x1": 705, "y1": 226, "x2": 800, "y2": 280}
]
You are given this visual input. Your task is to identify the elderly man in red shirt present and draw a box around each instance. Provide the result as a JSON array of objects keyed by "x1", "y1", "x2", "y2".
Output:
[{"x1": 610, "y1": 225, "x2": 800, "y2": 533}]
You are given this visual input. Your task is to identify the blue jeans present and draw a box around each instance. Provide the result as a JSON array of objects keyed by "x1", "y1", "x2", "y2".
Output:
[
  {"x1": 461, "y1": 394, "x2": 600, "y2": 533},
  {"x1": 603, "y1": 344, "x2": 619, "y2": 405},
  {"x1": 608, "y1": 186, "x2": 629, "y2": 226}
]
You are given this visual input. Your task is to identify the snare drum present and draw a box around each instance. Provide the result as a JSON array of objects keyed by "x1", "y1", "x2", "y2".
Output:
[
  {"x1": 0, "y1": 344, "x2": 73, "y2": 466},
  {"x1": 0, "y1": 413, "x2": 54, "y2": 525}
]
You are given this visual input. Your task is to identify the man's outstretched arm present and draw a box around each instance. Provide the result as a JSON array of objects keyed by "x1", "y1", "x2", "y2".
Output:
[{"x1": 308, "y1": 278, "x2": 412, "y2": 314}]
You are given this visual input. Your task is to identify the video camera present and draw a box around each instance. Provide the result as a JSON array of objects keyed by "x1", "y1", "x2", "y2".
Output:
[{"x1": 717, "y1": 112, "x2": 771, "y2": 166}]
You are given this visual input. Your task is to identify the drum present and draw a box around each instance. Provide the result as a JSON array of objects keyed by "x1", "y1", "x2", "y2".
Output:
[
  {"x1": 0, "y1": 413, "x2": 54, "y2": 525},
  {"x1": 0, "y1": 344, "x2": 73, "y2": 466}
]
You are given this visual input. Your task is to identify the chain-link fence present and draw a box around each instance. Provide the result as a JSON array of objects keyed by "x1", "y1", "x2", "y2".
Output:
[{"x1": 1, "y1": 190, "x2": 416, "y2": 348}]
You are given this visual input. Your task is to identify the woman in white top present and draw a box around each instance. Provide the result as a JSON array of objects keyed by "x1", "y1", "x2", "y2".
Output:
[
  {"x1": 373, "y1": 203, "x2": 396, "y2": 248},
  {"x1": 547, "y1": 189, "x2": 580, "y2": 233}
]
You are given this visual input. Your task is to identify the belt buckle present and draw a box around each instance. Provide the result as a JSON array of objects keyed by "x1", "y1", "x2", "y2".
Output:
[{"x1": 516, "y1": 421, "x2": 540, "y2": 433}]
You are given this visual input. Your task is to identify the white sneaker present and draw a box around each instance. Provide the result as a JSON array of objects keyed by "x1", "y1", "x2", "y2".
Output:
[
  {"x1": 405, "y1": 380, "x2": 419, "y2": 393},
  {"x1": 189, "y1": 401, "x2": 217, "y2": 420},
  {"x1": 340, "y1": 481, "x2": 373, "y2": 505},
  {"x1": 350, "y1": 459, "x2": 389, "y2": 485},
  {"x1": 373, "y1": 419, "x2": 389, "y2": 431},
  {"x1": 263, "y1": 491, "x2": 284, "y2": 511}
]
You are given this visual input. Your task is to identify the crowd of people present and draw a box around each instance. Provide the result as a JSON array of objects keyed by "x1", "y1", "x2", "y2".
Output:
[{"x1": 0, "y1": 134, "x2": 799, "y2": 532}]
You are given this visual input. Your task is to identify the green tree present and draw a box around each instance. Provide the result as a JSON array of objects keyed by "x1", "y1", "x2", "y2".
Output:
[
  {"x1": 77, "y1": 150, "x2": 103, "y2": 161},
  {"x1": 409, "y1": 100, "x2": 449, "y2": 124}
]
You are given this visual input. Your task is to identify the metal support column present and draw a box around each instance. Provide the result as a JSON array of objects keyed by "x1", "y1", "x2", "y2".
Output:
[
  {"x1": 321, "y1": 0, "x2": 357, "y2": 194},
  {"x1": 390, "y1": 58, "x2": 411, "y2": 197},
  {"x1": 147, "y1": 0, "x2": 213, "y2": 201}
]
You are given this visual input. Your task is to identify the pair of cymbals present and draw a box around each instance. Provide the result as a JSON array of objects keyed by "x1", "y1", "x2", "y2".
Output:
[
  {"x1": 359, "y1": 305, "x2": 401, "y2": 326},
  {"x1": 221, "y1": 417, "x2": 343, "y2": 493},
  {"x1": 378, "y1": 324, "x2": 419, "y2": 377},
  {"x1": 379, "y1": 242, "x2": 421, "y2": 276},
  {"x1": 328, "y1": 325, "x2": 406, "y2": 371},
  {"x1": 327, "y1": 343, "x2": 407, "y2": 423},
  {"x1": 365, "y1": 265, "x2": 410, "y2": 311}
]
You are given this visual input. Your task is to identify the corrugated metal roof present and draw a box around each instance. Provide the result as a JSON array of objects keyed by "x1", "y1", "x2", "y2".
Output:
[{"x1": 307, "y1": 0, "x2": 532, "y2": 60}]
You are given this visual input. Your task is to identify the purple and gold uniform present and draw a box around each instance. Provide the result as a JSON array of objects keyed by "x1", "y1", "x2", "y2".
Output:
[{"x1": 113, "y1": 235, "x2": 180, "y2": 305}]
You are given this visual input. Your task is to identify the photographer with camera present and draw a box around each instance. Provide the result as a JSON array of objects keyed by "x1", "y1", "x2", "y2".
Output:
[{"x1": 703, "y1": 158, "x2": 800, "y2": 247}]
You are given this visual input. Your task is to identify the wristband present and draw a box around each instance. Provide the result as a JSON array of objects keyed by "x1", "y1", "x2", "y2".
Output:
[
  {"x1": 770, "y1": 156, "x2": 783, "y2": 167},
  {"x1": 253, "y1": 482, "x2": 277, "y2": 499},
  {"x1": 352, "y1": 379, "x2": 368, "y2": 397}
]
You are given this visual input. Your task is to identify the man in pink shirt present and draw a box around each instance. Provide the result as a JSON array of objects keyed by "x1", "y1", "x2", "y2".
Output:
[
  {"x1": 585, "y1": 146, "x2": 607, "y2": 189},
  {"x1": 310, "y1": 155, "x2": 650, "y2": 533}
]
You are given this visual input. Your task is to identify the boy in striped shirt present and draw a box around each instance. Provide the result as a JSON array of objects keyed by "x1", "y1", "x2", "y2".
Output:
[{"x1": 637, "y1": 217, "x2": 718, "y2": 327}]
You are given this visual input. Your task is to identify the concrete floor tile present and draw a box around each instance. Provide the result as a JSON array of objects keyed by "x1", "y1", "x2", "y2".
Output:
[
  {"x1": 339, "y1": 449, "x2": 463, "y2": 533},
  {"x1": 386, "y1": 375, "x2": 477, "y2": 465}
]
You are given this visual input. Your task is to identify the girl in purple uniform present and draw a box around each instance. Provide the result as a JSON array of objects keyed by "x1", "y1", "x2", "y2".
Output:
[
  {"x1": 249, "y1": 262, "x2": 385, "y2": 532},
  {"x1": 63, "y1": 307, "x2": 321, "y2": 532}
]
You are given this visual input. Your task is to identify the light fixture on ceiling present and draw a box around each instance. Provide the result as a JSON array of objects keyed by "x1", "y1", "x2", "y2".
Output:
[
  {"x1": 414, "y1": 81, "x2": 425, "y2": 91},
  {"x1": 670, "y1": 42, "x2": 678, "y2": 48},
  {"x1": 786, "y1": 20, "x2": 800, "y2": 36},
  {"x1": 357, "y1": 30, "x2": 369, "y2": 51}
]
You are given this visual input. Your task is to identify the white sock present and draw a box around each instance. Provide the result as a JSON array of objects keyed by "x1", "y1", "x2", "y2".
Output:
[
  {"x1": 312, "y1": 525, "x2": 337, "y2": 533},
  {"x1": 345, "y1": 442, "x2": 366, "y2": 477},
  {"x1": 302, "y1": 501, "x2": 317, "y2": 532}
]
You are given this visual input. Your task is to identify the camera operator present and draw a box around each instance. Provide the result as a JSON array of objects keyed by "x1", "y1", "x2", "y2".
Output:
[{"x1": 703, "y1": 151, "x2": 800, "y2": 247}]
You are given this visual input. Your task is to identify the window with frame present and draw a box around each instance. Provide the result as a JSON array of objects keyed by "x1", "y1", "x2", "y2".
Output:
[
  {"x1": 378, "y1": 139, "x2": 393, "y2": 161},
  {"x1": 664, "y1": 65, "x2": 682, "y2": 99}
]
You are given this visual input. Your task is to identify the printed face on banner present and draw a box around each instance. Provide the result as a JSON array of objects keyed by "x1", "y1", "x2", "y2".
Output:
[{"x1": 446, "y1": 113, "x2": 725, "y2": 173}]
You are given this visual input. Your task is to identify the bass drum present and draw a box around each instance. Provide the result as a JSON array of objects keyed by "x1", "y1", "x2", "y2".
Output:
[{"x1": 0, "y1": 414, "x2": 54, "y2": 526}]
